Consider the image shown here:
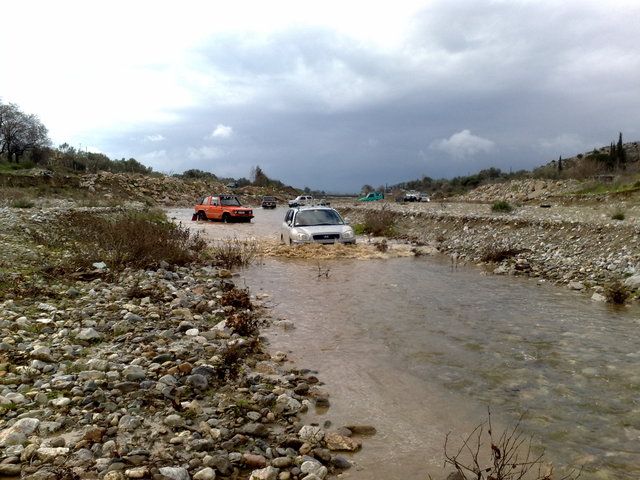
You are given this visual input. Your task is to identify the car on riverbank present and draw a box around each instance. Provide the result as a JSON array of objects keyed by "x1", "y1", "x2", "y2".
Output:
[
  {"x1": 261, "y1": 196, "x2": 277, "y2": 209},
  {"x1": 194, "y1": 194, "x2": 254, "y2": 222},
  {"x1": 358, "y1": 192, "x2": 384, "y2": 202},
  {"x1": 281, "y1": 206, "x2": 356, "y2": 245}
]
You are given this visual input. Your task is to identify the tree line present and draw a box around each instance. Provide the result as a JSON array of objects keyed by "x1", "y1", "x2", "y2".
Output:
[{"x1": 0, "y1": 100, "x2": 151, "y2": 174}]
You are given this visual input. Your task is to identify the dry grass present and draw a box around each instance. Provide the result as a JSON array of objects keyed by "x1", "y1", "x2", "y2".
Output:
[
  {"x1": 362, "y1": 205, "x2": 396, "y2": 236},
  {"x1": 208, "y1": 238, "x2": 258, "y2": 269}
]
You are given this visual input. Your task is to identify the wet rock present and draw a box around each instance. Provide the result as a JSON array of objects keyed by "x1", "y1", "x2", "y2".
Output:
[
  {"x1": 343, "y1": 425, "x2": 377, "y2": 435},
  {"x1": 330, "y1": 455, "x2": 352, "y2": 469},
  {"x1": 300, "y1": 460, "x2": 327, "y2": 479},
  {"x1": 324, "y1": 432, "x2": 361, "y2": 451},
  {"x1": 568, "y1": 281, "x2": 585, "y2": 291}
]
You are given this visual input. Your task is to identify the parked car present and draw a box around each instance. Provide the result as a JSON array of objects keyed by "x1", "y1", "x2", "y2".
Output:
[
  {"x1": 288, "y1": 195, "x2": 314, "y2": 207},
  {"x1": 281, "y1": 206, "x2": 356, "y2": 245},
  {"x1": 261, "y1": 196, "x2": 277, "y2": 209},
  {"x1": 194, "y1": 194, "x2": 254, "y2": 222},
  {"x1": 403, "y1": 191, "x2": 422, "y2": 202},
  {"x1": 358, "y1": 192, "x2": 384, "y2": 202},
  {"x1": 419, "y1": 192, "x2": 431, "y2": 202}
]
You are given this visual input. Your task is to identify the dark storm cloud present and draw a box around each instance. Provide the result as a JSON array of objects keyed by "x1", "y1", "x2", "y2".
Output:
[{"x1": 102, "y1": 1, "x2": 640, "y2": 192}]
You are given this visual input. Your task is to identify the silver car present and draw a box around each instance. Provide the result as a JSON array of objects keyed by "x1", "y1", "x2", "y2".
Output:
[{"x1": 281, "y1": 206, "x2": 356, "y2": 245}]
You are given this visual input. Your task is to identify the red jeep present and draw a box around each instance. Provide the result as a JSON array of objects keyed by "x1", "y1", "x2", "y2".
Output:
[{"x1": 194, "y1": 195, "x2": 254, "y2": 223}]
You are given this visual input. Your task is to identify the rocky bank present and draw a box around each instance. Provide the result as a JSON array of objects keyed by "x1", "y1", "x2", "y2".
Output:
[
  {"x1": 0, "y1": 206, "x2": 364, "y2": 480},
  {"x1": 339, "y1": 199, "x2": 640, "y2": 300}
]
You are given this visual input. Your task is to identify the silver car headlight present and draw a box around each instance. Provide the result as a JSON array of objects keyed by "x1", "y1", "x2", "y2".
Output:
[
  {"x1": 294, "y1": 231, "x2": 311, "y2": 241},
  {"x1": 342, "y1": 228, "x2": 355, "y2": 239}
]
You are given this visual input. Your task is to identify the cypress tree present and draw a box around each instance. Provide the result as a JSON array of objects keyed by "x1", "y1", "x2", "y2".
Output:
[{"x1": 558, "y1": 155, "x2": 563, "y2": 172}]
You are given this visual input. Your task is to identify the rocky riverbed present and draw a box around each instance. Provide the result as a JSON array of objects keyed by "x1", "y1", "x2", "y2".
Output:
[
  {"x1": 339, "y1": 200, "x2": 640, "y2": 301},
  {"x1": 0, "y1": 205, "x2": 366, "y2": 480}
]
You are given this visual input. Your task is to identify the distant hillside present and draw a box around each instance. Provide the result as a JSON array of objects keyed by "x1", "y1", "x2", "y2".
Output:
[{"x1": 391, "y1": 135, "x2": 640, "y2": 199}]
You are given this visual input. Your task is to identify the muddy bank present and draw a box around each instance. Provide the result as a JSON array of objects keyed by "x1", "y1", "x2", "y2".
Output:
[{"x1": 339, "y1": 202, "x2": 640, "y2": 297}]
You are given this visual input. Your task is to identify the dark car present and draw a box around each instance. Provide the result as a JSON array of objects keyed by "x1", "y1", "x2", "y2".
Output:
[{"x1": 261, "y1": 196, "x2": 277, "y2": 209}]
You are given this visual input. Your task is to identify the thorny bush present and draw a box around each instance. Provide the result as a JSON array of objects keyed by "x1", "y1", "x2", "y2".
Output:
[
  {"x1": 442, "y1": 410, "x2": 581, "y2": 480},
  {"x1": 208, "y1": 238, "x2": 258, "y2": 269}
]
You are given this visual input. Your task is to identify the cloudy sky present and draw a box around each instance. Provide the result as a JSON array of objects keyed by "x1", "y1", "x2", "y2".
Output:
[{"x1": 1, "y1": 0, "x2": 639, "y2": 192}]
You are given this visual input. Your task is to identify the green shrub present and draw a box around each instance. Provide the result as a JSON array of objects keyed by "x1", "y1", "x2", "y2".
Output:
[
  {"x1": 352, "y1": 223, "x2": 366, "y2": 235},
  {"x1": 491, "y1": 200, "x2": 513, "y2": 213},
  {"x1": 604, "y1": 280, "x2": 630, "y2": 305},
  {"x1": 611, "y1": 209, "x2": 625, "y2": 221},
  {"x1": 10, "y1": 198, "x2": 35, "y2": 208},
  {"x1": 34, "y1": 209, "x2": 205, "y2": 274}
]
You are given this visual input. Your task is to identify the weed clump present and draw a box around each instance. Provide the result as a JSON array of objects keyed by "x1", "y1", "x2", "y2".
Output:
[
  {"x1": 611, "y1": 209, "x2": 625, "y2": 221},
  {"x1": 604, "y1": 280, "x2": 630, "y2": 305},
  {"x1": 220, "y1": 287, "x2": 253, "y2": 311},
  {"x1": 481, "y1": 247, "x2": 522, "y2": 263},
  {"x1": 491, "y1": 200, "x2": 513, "y2": 213},
  {"x1": 208, "y1": 238, "x2": 257, "y2": 269},
  {"x1": 10, "y1": 198, "x2": 35, "y2": 208},
  {"x1": 362, "y1": 206, "x2": 396, "y2": 236}
]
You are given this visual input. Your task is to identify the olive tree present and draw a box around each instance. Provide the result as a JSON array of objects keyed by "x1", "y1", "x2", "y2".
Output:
[{"x1": 0, "y1": 101, "x2": 50, "y2": 162}]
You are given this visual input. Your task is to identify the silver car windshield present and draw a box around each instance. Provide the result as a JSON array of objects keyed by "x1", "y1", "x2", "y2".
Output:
[{"x1": 294, "y1": 209, "x2": 343, "y2": 227}]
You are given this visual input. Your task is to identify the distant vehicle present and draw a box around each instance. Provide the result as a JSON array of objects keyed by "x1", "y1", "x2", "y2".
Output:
[
  {"x1": 358, "y1": 192, "x2": 384, "y2": 202},
  {"x1": 261, "y1": 196, "x2": 277, "y2": 209},
  {"x1": 288, "y1": 195, "x2": 314, "y2": 207},
  {"x1": 281, "y1": 206, "x2": 356, "y2": 245},
  {"x1": 226, "y1": 182, "x2": 238, "y2": 189},
  {"x1": 403, "y1": 191, "x2": 422, "y2": 202},
  {"x1": 194, "y1": 194, "x2": 254, "y2": 223},
  {"x1": 419, "y1": 192, "x2": 431, "y2": 202}
]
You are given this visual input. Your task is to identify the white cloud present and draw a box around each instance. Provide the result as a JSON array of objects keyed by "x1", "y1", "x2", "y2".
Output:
[
  {"x1": 188, "y1": 146, "x2": 221, "y2": 160},
  {"x1": 430, "y1": 130, "x2": 495, "y2": 158},
  {"x1": 209, "y1": 124, "x2": 233, "y2": 139},
  {"x1": 144, "y1": 134, "x2": 165, "y2": 142}
]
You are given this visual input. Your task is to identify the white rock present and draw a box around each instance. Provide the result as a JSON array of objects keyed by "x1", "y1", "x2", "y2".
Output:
[
  {"x1": 193, "y1": 467, "x2": 216, "y2": 480},
  {"x1": 0, "y1": 418, "x2": 40, "y2": 446},
  {"x1": 159, "y1": 467, "x2": 191, "y2": 480},
  {"x1": 298, "y1": 425, "x2": 324, "y2": 444},
  {"x1": 249, "y1": 466, "x2": 278, "y2": 480},
  {"x1": 624, "y1": 274, "x2": 640, "y2": 289},
  {"x1": 77, "y1": 327, "x2": 102, "y2": 340},
  {"x1": 36, "y1": 446, "x2": 70, "y2": 461},
  {"x1": 591, "y1": 292, "x2": 607, "y2": 302}
]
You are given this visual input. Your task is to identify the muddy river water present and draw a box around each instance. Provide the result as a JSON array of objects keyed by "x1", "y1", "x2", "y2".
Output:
[{"x1": 170, "y1": 207, "x2": 640, "y2": 479}]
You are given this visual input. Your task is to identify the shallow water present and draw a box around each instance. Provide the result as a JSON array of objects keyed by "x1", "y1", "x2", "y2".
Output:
[{"x1": 171, "y1": 208, "x2": 640, "y2": 479}]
